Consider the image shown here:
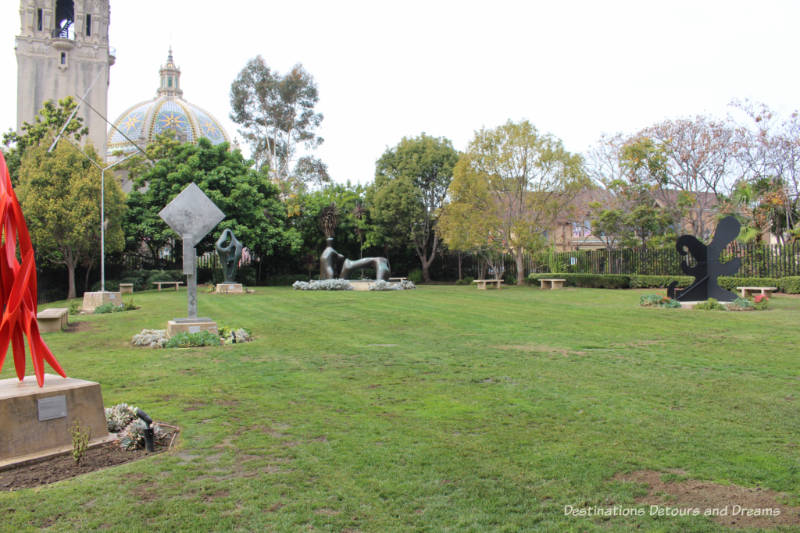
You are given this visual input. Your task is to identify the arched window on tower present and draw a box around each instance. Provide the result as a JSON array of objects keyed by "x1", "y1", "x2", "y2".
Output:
[{"x1": 54, "y1": 0, "x2": 75, "y2": 40}]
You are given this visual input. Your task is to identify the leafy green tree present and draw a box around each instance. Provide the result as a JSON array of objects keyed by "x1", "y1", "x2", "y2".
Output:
[
  {"x1": 230, "y1": 57, "x2": 328, "y2": 193},
  {"x1": 2, "y1": 97, "x2": 87, "y2": 183},
  {"x1": 367, "y1": 134, "x2": 459, "y2": 282},
  {"x1": 123, "y1": 136, "x2": 301, "y2": 269},
  {"x1": 17, "y1": 141, "x2": 125, "y2": 299},
  {"x1": 290, "y1": 183, "x2": 367, "y2": 278},
  {"x1": 441, "y1": 120, "x2": 586, "y2": 285}
]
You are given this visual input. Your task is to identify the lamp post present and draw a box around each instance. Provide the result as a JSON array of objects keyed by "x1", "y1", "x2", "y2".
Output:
[{"x1": 85, "y1": 152, "x2": 138, "y2": 291}]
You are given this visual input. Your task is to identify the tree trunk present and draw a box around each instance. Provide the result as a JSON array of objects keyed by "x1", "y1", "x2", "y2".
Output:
[
  {"x1": 515, "y1": 249, "x2": 525, "y2": 285},
  {"x1": 457, "y1": 252, "x2": 462, "y2": 280},
  {"x1": 66, "y1": 263, "x2": 77, "y2": 299}
]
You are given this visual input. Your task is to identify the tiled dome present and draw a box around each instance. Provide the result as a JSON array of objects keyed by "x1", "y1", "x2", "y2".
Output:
[{"x1": 107, "y1": 49, "x2": 229, "y2": 158}]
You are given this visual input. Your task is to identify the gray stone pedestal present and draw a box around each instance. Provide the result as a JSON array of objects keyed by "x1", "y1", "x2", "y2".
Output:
[
  {"x1": 215, "y1": 283, "x2": 244, "y2": 294},
  {"x1": 82, "y1": 291, "x2": 122, "y2": 313},
  {"x1": 166, "y1": 318, "x2": 218, "y2": 338},
  {"x1": 0, "y1": 375, "x2": 111, "y2": 468}
]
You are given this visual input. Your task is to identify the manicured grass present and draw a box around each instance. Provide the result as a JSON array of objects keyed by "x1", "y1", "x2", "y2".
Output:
[{"x1": 2, "y1": 286, "x2": 799, "y2": 531}]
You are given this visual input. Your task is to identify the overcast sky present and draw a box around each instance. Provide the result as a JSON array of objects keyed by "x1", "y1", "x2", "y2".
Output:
[{"x1": 1, "y1": 1, "x2": 798, "y2": 185}]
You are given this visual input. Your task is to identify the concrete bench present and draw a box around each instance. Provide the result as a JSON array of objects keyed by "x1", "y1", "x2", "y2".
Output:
[
  {"x1": 388, "y1": 277, "x2": 408, "y2": 282},
  {"x1": 152, "y1": 281, "x2": 183, "y2": 291},
  {"x1": 119, "y1": 283, "x2": 134, "y2": 294},
  {"x1": 473, "y1": 279, "x2": 504, "y2": 290},
  {"x1": 539, "y1": 278, "x2": 566, "y2": 290},
  {"x1": 737, "y1": 286, "x2": 778, "y2": 299},
  {"x1": 37, "y1": 308, "x2": 68, "y2": 333}
]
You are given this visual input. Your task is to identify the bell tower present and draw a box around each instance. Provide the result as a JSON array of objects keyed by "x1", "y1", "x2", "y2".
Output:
[{"x1": 15, "y1": 0, "x2": 115, "y2": 156}]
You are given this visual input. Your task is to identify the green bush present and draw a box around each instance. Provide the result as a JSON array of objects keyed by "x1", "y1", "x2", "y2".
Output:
[
  {"x1": 527, "y1": 273, "x2": 630, "y2": 289},
  {"x1": 729, "y1": 297, "x2": 754, "y2": 311},
  {"x1": 408, "y1": 269, "x2": 423, "y2": 284},
  {"x1": 455, "y1": 276, "x2": 474, "y2": 286},
  {"x1": 778, "y1": 276, "x2": 800, "y2": 294},
  {"x1": 93, "y1": 303, "x2": 124, "y2": 314},
  {"x1": 694, "y1": 298, "x2": 726, "y2": 311},
  {"x1": 165, "y1": 331, "x2": 221, "y2": 348},
  {"x1": 717, "y1": 276, "x2": 781, "y2": 293},
  {"x1": 629, "y1": 275, "x2": 694, "y2": 289},
  {"x1": 639, "y1": 294, "x2": 681, "y2": 308},
  {"x1": 68, "y1": 301, "x2": 81, "y2": 315}
]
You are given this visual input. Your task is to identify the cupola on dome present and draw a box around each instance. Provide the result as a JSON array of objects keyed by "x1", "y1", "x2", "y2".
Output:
[{"x1": 107, "y1": 49, "x2": 230, "y2": 158}]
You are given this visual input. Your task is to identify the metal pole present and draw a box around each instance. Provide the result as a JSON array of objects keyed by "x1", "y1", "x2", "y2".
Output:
[{"x1": 101, "y1": 166, "x2": 105, "y2": 292}]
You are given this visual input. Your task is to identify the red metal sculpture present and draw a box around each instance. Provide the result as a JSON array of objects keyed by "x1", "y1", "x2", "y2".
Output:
[{"x1": 0, "y1": 151, "x2": 66, "y2": 387}]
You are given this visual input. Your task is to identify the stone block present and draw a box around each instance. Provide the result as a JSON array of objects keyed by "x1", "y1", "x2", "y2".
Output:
[
  {"x1": 119, "y1": 283, "x2": 134, "y2": 294},
  {"x1": 0, "y1": 374, "x2": 109, "y2": 467},
  {"x1": 37, "y1": 307, "x2": 69, "y2": 332},
  {"x1": 215, "y1": 283, "x2": 244, "y2": 294},
  {"x1": 349, "y1": 281, "x2": 371, "y2": 291},
  {"x1": 166, "y1": 318, "x2": 218, "y2": 338},
  {"x1": 82, "y1": 291, "x2": 122, "y2": 313}
]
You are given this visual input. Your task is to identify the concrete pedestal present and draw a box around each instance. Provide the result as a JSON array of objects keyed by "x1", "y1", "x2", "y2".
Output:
[
  {"x1": 0, "y1": 374, "x2": 110, "y2": 468},
  {"x1": 215, "y1": 283, "x2": 244, "y2": 294},
  {"x1": 349, "y1": 281, "x2": 372, "y2": 291},
  {"x1": 82, "y1": 291, "x2": 122, "y2": 313},
  {"x1": 167, "y1": 318, "x2": 218, "y2": 338}
]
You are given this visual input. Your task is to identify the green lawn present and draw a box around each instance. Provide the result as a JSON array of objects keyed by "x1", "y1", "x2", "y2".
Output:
[{"x1": 1, "y1": 286, "x2": 799, "y2": 532}]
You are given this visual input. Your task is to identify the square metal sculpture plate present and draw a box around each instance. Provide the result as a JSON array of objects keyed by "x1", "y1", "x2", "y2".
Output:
[{"x1": 158, "y1": 183, "x2": 225, "y2": 321}]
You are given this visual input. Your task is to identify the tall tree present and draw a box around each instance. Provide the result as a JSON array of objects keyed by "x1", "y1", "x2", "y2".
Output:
[
  {"x1": 17, "y1": 141, "x2": 125, "y2": 299},
  {"x1": 639, "y1": 116, "x2": 735, "y2": 238},
  {"x1": 229, "y1": 57, "x2": 328, "y2": 193},
  {"x1": 123, "y1": 136, "x2": 301, "y2": 268},
  {"x1": 2, "y1": 97, "x2": 87, "y2": 183},
  {"x1": 441, "y1": 120, "x2": 587, "y2": 285},
  {"x1": 367, "y1": 134, "x2": 459, "y2": 282}
]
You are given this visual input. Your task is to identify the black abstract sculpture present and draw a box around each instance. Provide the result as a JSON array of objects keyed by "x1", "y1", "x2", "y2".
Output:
[
  {"x1": 215, "y1": 228, "x2": 243, "y2": 283},
  {"x1": 667, "y1": 215, "x2": 742, "y2": 302},
  {"x1": 340, "y1": 257, "x2": 391, "y2": 281}
]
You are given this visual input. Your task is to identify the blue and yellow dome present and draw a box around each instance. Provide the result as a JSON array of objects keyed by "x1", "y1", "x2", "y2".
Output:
[{"x1": 107, "y1": 49, "x2": 229, "y2": 158}]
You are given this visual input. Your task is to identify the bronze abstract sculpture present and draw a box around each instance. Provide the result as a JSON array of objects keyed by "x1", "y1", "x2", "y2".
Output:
[
  {"x1": 215, "y1": 228, "x2": 243, "y2": 283},
  {"x1": 340, "y1": 257, "x2": 391, "y2": 281},
  {"x1": 668, "y1": 215, "x2": 742, "y2": 302},
  {"x1": 320, "y1": 237, "x2": 345, "y2": 280}
]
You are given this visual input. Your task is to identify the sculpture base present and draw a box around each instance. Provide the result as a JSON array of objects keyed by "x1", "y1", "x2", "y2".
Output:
[
  {"x1": 348, "y1": 280, "x2": 372, "y2": 291},
  {"x1": 215, "y1": 283, "x2": 244, "y2": 294},
  {"x1": 0, "y1": 374, "x2": 110, "y2": 467},
  {"x1": 678, "y1": 300, "x2": 732, "y2": 309},
  {"x1": 82, "y1": 291, "x2": 122, "y2": 313},
  {"x1": 167, "y1": 318, "x2": 218, "y2": 338}
]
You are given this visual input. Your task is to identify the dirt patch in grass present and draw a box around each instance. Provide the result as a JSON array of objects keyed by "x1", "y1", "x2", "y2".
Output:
[
  {"x1": 0, "y1": 428, "x2": 178, "y2": 491},
  {"x1": 66, "y1": 321, "x2": 93, "y2": 333},
  {"x1": 494, "y1": 344, "x2": 585, "y2": 357},
  {"x1": 616, "y1": 470, "x2": 800, "y2": 529}
]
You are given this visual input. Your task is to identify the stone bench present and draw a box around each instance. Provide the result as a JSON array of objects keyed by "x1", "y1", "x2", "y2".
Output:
[
  {"x1": 473, "y1": 279, "x2": 504, "y2": 290},
  {"x1": 152, "y1": 281, "x2": 183, "y2": 291},
  {"x1": 388, "y1": 277, "x2": 408, "y2": 282},
  {"x1": 737, "y1": 286, "x2": 778, "y2": 299},
  {"x1": 119, "y1": 283, "x2": 134, "y2": 294},
  {"x1": 36, "y1": 308, "x2": 68, "y2": 333},
  {"x1": 539, "y1": 278, "x2": 566, "y2": 290}
]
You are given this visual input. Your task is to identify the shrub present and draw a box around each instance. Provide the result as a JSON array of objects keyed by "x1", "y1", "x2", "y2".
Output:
[
  {"x1": 292, "y1": 279, "x2": 353, "y2": 291},
  {"x1": 527, "y1": 273, "x2": 630, "y2": 289},
  {"x1": 119, "y1": 419, "x2": 167, "y2": 451},
  {"x1": 68, "y1": 301, "x2": 81, "y2": 315},
  {"x1": 70, "y1": 421, "x2": 91, "y2": 464},
  {"x1": 629, "y1": 275, "x2": 694, "y2": 289},
  {"x1": 455, "y1": 276, "x2": 474, "y2": 286},
  {"x1": 94, "y1": 303, "x2": 124, "y2": 314},
  {"x1": 695, "y1": 298, "x2": 725, "y2": 310},
  {"x1": 105, "y1": 403, "x2": 138, "y2": 432},
  {"x1": 123, "y1": 298, "x2": 138, "y2": 311},
  {"x1": 753, "y1": 294, "x2": 769, "y2": 310},
  {"x1": 165, "y1": 331, "x2": 222, "y2": 348},
  {"x1": 219, "y1": 326, "x2": 253, "y2": 344},
  {"x1": 408, "y1": 269, "x2": 423, "y2": 284},
  {"x1": 131, "y1": 329, "x2": 168, "y2": 348},
  {"x1": 639, "y1": 294, "x2": 663, "y2": 307},
  {"x1": 717, "y1": 276, "x2": 781, "y2": 293},
  {"x1": 779, "y1": 276, "x2": 800, "y2": 294},
  {"x1": 368, "y1": 280, "x2": 416, "y2": 291},
  {"x1": 728, "y1": 297, "x2": 754, "y2": 311}
]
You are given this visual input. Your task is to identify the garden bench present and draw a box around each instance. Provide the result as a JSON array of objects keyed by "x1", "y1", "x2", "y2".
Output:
[
  {"x1": 737, "y1": 286, "x2": 778, "y2": 299},
  {"x1": 473, "y1": 279, "x2": 504, "y2": 290},
  {"x1": 539, "y1": 278, "x2": 566, "y2": 290},
  {"x1": 119, "y1": 283, "x2": 133, "y2": 294},
  {"x1": 36, "y1": 307, "x2": 68, "y2": 333},
  {"x1": 388, "y1": 277, "x2": 408, "y2": 282},
  {"x1": 152, "y1": 281, "x2": 183, "y2": 291}
]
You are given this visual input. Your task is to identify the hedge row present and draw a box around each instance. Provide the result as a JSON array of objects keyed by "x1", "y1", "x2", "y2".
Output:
[{"x1": 528, "y1": 273, "x2": 800, "y2": 294}]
